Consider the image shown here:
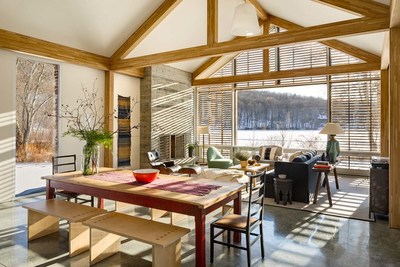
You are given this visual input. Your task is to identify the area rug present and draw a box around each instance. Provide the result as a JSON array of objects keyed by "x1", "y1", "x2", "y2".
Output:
[{"x1": 264, "y1": 175, "x2": 372, "y2": 221}]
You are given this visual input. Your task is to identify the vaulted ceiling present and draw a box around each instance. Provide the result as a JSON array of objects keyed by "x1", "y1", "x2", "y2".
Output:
[{"x1": 0, "y1": 0, "x2": 391, "y2": 75}]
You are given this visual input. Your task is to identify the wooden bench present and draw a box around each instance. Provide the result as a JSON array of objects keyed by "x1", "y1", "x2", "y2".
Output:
[
  {"x1": 22, "y1": 199, "x2": 107, "y2": 257},
  {"x1": 83, "y1": 212, "x2": 190, "y2": 266}
]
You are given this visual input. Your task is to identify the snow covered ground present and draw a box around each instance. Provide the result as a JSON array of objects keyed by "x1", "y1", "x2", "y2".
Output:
[{"x1": 15, "y1": 163, "x2": 52, "y2": 196}]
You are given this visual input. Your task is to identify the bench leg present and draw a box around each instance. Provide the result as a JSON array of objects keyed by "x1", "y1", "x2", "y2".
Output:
[
  {"x1": 151, "y1": 208, "x2": 169, "y2": 220},
  {"x1": 153, "y1": 240, "x2": 181, "y2": 267},
  {"x1": 171, "y1": 213, "x2": 187, "y2": 225},
  {"x1": 69, "y1": 222, "x2": 90, "y2": 257},
  {"x1": 90, "y1": 228, "x2": 121, "y2": 265},
  {"x1": 27, "y1": 210, "x2": 59, "y2": 241}
]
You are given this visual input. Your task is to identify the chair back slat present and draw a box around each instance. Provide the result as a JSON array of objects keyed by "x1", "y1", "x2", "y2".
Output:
[
  {"x1": 52, "y1": 154, "x2": 77, "y2": 175},
  {"x1": 246, "y1": 171, "x2": 265, "y2": 228}
]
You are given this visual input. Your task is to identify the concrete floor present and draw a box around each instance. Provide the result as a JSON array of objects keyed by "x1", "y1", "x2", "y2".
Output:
[{"x1": 1, "y1": 194, "x2": 399, "y2": 267}]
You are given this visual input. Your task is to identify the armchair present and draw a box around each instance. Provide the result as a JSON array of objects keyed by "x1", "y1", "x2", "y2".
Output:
[
  {"x1": 147, "y1": 150, "x2": 181, "y2": 174},
  {"x1": 207, "y1": 146, "x2": 233, "y2": 169}
]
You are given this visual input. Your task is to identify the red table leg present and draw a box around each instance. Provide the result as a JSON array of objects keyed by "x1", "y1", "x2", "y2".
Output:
[
  {"x1": 194, "y1": 210, "x2": 206, "y2": 267},
  {"x1": 97, "y1": 198, "x2": 104, "y2": 209},
  {"x1": 46, "y1": 180, "x2": 55, "y2": 199},
  {"x1": 233, "y1": 191, "x2": 242, "y2": 243}
]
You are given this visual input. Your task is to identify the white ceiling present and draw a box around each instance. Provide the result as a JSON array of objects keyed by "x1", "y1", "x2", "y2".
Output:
[{"x1": 0, "y1": 0, "x2": 389, "y2": 73}]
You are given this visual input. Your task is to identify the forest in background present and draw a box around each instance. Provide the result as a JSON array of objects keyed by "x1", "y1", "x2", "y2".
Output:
[{"x1": 237, "y1": 90, "x2": 327, "y2": 130}]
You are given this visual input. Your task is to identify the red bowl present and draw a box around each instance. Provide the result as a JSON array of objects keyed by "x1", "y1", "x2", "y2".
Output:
[{"x1": 132, "y1": 169, "x2": 159, "y2": 183}]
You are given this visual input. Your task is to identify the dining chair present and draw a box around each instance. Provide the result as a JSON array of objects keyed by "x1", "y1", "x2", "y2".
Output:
[
  {"x1": 52, "y1": 154, "x2": 95, "y2": 207},
  {"x1": 210, "y1": 171, "x2": 265, "y2": 266}
]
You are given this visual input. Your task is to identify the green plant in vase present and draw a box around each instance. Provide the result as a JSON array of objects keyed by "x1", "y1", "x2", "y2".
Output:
[
  {"x1": 234, "y1": 150, "x2": 251, "y2": 168},
  {"x1": 187, "y1": 142, "x2": 198, "y2": 157}
]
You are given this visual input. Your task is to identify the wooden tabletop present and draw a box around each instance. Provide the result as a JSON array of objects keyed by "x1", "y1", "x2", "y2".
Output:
[
  {"x1": 229, "y1": 163, "x2": 270, "y2": 172},
  {"x1": 43, "y1": 168, "x2": 245, "y2": 210}
]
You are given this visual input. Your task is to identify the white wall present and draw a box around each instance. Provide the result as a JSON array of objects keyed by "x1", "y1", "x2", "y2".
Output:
[
  {"x1": 0, "y1": 49, "x2": 141, "y2": 202},
  {"x1": 0, "y1": 50, "x2": 16, "y2": 202},
  {"x1": 58, "y1": 63, "x2": 105, "y2": 169},
  {"x1": 114, "y1": 73, "x2": 141, "y2": 169}
]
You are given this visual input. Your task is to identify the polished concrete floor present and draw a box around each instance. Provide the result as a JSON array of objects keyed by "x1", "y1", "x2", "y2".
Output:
[{"x1": 0, "y1": 193, "x2": 399, "y2": 267}]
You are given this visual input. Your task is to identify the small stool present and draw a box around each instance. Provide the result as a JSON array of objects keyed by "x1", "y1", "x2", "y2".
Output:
[
  {"x1": 177, "y1": 165, "x2": 201, "y2": 177},
  {"x1": 274, "y1": 178, "x2": 293, "y2": 205}
]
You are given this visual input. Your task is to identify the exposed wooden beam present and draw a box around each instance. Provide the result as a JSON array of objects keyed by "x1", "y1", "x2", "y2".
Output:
[
  {"x1": 111, "y1": 0, "x2": 182, "y2": 60},
  {"x1": 111, "y1": 16, "x2": 388, "y2": 70},
  {"x1": 269, "y1": 15, "x2": 381, "y2": 63},
  {"x1": 104, "y1": 71, "x2": 114, "y2": 167},
  {"x1": 116, "y1": 68, "x2": 145, "y2": 78},
  {"x1": 313, "y1": 0, "x2": 389, "y2": 17},
  {"x1": 246, "y1": 0, "x2": 268, "y2": 20},
  {"x1": 192, "y1": 62, "x2": 380, "y2": 86},
  {"x1": 192, "y1": 55, "x2": 238, "y2": 79},
  {"x1": 380, "y1": 69, "x2": 389, "y2": 157},
  {"x1": 391, "y1": 0, "x2": 400, "y2": 27},
  {"x1": 389, "y1": 27, "x2": 400, "y2": 228},
  {"x1": 263, "y1": 20, "x2": 270, "y2": 73},
  {"x1": 0, "y1": 28, "x2": 109, "y2": 70},
  {"x1": 381, "y1": 31, "x2": 390, "y2": 69},
  {"x1": 207, "y1": 0, "x2": 218, "y2": 46}
]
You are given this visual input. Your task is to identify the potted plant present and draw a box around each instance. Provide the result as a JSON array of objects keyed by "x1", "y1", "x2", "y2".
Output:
[
  {"x1": 234, "y1": 150, "x2": 251, "y2": 168},
  {"x1": 187, "y1": 142, "x2": 198, "y2": 157}
]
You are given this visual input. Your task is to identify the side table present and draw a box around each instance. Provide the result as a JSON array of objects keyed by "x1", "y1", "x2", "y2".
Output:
[
  {"x1": 312, "y1": 166, "x2": 333, "y2": 207},
  {"x1": 273, "y1": 178, "x2": 293, "y2": 205}
]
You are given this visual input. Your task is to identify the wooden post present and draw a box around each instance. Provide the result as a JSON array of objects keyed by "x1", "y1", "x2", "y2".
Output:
[
  {"x1": 380, "y1": 69, "x2": 389, "y2": 157},
  {"x1": 389, "y1": 27, "x2": 400, "y2": 228},
  {"x1": 104, "y1": 71, "x2": 114, "y2": 167}
]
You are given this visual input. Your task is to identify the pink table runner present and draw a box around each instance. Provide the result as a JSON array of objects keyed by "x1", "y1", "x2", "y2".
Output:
[{"x1": 87, "y1": 171, "x2": 221, "y2": 196}]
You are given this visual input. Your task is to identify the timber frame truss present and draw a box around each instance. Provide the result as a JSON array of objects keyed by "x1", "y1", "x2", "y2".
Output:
[{"x1": 0, "y1": 0, "x2": 389, "y2": 81}]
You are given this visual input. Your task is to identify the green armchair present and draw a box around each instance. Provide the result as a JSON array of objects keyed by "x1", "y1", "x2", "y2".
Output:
[{"x1": 207, "y1": 146, "x2": 233, "y2": 169}]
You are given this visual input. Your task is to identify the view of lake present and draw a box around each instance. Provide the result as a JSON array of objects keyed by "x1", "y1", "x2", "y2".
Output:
[{"x1": 237, "y1": 130, "x2": 326, "y2": 150}]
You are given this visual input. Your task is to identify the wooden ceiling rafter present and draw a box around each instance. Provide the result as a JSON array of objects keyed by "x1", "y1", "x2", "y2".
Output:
[
  {"x1": 192, "y1": 62, "x2": 380, "y2": 86},
  {"x1": 313, "y1": 0, "x2": 389, "y2": 17},
  {"x1": 0, "y1": 28, "x2": 110, "y2": 70},
  {"x1": 246, "y1": 0, "x2": 268, "y2": 20},
  {"x1": 207, "y1": 0, "x2": 218, "y2": 46},
  {"x1": 391, "y1": 0, "x2": 400, "y2": 27},
  {"x1": 268, "y1": 15, "x2": 381, "y2": 63},
  {"x1": 111, "y1": 0, "x2": 182, "y2": 61},
  {"x1": 110, "y1": 16, "x2": 389, "y2": 71}
]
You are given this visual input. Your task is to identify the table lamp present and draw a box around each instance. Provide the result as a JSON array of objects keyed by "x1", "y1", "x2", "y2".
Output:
[
  {"x1": 319, "y1": 123, "x2": 345, "y2": 163},
  {"x1": 198, "y1": 126, "x2": 209, "y2": 163}
]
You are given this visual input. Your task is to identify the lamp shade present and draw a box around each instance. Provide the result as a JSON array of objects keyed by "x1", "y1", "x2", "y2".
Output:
[
  {"x1": 319, "y1": 123, "x2": 345, "y2": 135},
  {"x1": 231, "y1": 3, "x2": 261, "y2": 37},
  {"x1": 198, "y1": 126, "x2": 210, "y2": 135}
]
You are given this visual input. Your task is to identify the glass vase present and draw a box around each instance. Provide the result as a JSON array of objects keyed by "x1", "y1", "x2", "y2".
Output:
[{"x1": 82, "y1": 144, "x2": 99, "y2": 175}]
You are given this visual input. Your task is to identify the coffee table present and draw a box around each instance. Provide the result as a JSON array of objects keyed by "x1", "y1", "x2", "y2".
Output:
[{"x1": 229, "y1": 163, "x2": 270, "y2": 174}]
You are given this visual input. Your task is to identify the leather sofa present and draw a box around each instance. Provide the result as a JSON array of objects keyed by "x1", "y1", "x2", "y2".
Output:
[
  {"x1": 264, "y1": 153, "x2": 321, "y2": 203},
  {"x1": 147, "y1": 150, "x2": 181, "y2": 174}
]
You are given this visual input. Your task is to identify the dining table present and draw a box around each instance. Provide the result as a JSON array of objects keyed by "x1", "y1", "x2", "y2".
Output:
[{"x1": 43, "y1": 168, "x2": 245, "y2": 267}]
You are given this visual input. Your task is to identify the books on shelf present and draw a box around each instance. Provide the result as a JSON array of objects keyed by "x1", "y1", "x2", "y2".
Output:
[
  {"x1": 313, "y1": 163, "x2": 333, "y2": 170},
  {"x1": 316, "y1": 161, "x2": 330, "y2": 165}
]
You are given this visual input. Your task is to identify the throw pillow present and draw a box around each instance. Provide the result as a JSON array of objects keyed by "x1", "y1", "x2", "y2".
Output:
[
  {"x1": 303, "y1": 152, "x2": 312, "y2": 160},
  {"x1": 289, "y1": 151, "x2": 303, "y2": 162},
  {"x1": 292, "y1": 155, "x2": 308, "y2": 162},
  {"x1": 264, "y1": 147, "x2": 272, "y2": 160}
]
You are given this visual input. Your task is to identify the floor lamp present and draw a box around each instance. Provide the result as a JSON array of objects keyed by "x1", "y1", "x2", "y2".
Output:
[
  {"x1": 319, "y1": 122, "x2": 345, "y2": 163},
  {"x1": 198, "y1": 126, "x2": 209, "y2": 163}
]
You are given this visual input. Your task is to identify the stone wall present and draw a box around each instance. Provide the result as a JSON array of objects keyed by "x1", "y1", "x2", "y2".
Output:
[{"x1": 140, "y1": 65, "x2": 194, "y2": 168}]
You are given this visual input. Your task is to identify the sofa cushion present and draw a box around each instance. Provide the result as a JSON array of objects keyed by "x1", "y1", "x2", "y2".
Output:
[
  {"x1": 292, "y1": 155, "x2": 308, "y2": 162},
  {"x1": 303, "y1": 152, "x2": 313, "y2": 160},
  {"x1": 289, "y1": 151, "x2": 303, "y2": 162},
  {"x1": 260, "y1": 145, "x2": 283, "y2": 161}
]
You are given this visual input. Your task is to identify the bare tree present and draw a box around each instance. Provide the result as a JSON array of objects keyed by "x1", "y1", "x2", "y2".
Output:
[{"x1": 16, "y1": 58, "x2": 56, "y2": 162}]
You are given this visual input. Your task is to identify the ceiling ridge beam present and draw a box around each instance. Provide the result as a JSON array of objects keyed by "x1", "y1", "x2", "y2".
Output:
[
  {"x1": 111, "y1": 16, "x2": 389, "y2": 70},
  {"x1": 192, "y1": 62, "x2": 380, "y2": 86},
  {"x1": 111, "y1": 0, "x2": 182, "y2": 60},
  {"x1": 269, "y1": 15, "x2": 381, "y2": 63},
  {"x1": 0, "y1": 28, "x2": 110, "y2": 70},
  {"x1": 313, "y1": 0, "x2": 389, "y2": 17}
]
